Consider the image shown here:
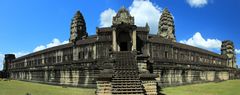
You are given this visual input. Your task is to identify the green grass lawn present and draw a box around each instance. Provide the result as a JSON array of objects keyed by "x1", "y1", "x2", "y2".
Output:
[
  {"x1": 0, "y1": 79, "x2": 95, "y2": 95},
  {"x1": 162, "y1": 80, "x2": 240, "y2": 95},
  {"x1": 0, "y1": 79, "x2": 240, "y2": 95}
]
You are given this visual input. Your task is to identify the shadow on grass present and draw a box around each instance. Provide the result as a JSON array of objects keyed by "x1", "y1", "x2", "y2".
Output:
[
  {"x1": 25, "y1": 92, "x2": 31, "y2": 95},
  {"x1": 157, "y1": 85, "x2": 166, "y2": 95}
]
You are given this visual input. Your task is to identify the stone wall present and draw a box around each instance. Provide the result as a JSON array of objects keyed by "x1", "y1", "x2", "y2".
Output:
[
  {"x1": 10, "y1": 64, "x2": 100, "y2": 87},
  {"x1": 154, "y1": 69, "x2": 230, "y2": 87},
  {"x1": 7, "y1": 34, "x2": 237, "y2": 88}
]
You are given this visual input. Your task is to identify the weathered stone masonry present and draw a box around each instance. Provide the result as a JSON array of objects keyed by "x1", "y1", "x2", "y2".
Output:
[{"x1": 2, "y1": 7, "x2": 238, "y2": 94}]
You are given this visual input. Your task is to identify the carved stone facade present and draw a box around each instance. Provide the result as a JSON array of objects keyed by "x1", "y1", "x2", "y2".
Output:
[{"x1": 3, "y1": 7, "x2": 238, "y2": 94}]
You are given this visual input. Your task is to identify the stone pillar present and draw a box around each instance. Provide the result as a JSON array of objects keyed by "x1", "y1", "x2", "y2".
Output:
[
  {"x1": 112, "y1": 28, "x2": 117, "y2": 51},
  {"x1": 42, "y1": 54, "x2": 45, "y2": 64},
  {"x1": 24, "y1": 59, "x2": 27, "y2": 67},
  {"x1": 60, "y1": 70, "x2": 64, "y2": 84},
  {"x1": 93, "y1": 45, "x2": 96, "y2": 59},
  {"x1": 132, "y1": 29, "x2": 137, "y2": 51},
  {"x1": 60, "y1": 51, "x2": 63, "y2": 62},
  {"x1": 73, "y1": 47, "x2": 78, "y2": 61},
  {"x1": 44, "y1": 70, "x2": 48, "y2": 82}
]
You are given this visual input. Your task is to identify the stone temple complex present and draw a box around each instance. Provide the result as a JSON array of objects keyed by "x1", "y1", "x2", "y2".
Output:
[{"x1": 1, "y1": 7, "x2": 239, "y2": 95}]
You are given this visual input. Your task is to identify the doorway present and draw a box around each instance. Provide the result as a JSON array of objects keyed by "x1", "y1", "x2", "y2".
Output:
[
  {"x1": 117, "y1": 31, "x2": 131, "y2": 51},
  {"x1": 120, "y1": 42, "x2": 128, "y2": 51}
]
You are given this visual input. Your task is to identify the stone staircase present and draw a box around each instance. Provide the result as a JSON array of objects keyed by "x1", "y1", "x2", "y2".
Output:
[
  {"x1": 96, "y1": 51, "x2": 158, "y2": 95},
  {"x1": 111, "y1": 51, "x2": 144, "y2": 95}
]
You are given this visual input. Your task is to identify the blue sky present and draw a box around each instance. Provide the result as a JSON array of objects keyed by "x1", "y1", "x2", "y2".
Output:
[{"x1": 0, "y1": 0, "x2": 239, "y2": 70}]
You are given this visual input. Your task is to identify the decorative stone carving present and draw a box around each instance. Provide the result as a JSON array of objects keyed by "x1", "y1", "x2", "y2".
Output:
[
  {"x1": 112, "y1": 6, "x2": 134, "y2": 25},
  {"x1": 158, "y1": 8, "x2": 176, "y2": 42}
]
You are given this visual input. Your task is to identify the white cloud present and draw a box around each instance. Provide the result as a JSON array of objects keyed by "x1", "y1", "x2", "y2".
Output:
[
  {"x1": 99, "y1": 0, "x2": 162, "y2": 34},
  {"x1": 33, "y1": 45, "x2": 46, "y2": 52},
  {"x1": 99, "y1": 8, "x2": 116, "y2": 27},
  {"x1": 129, "y1": 0, "x2": 162, "y2": 34},
  {"x1": 235, "y1": 49, "x2": 240, "y2": 54},
  {"x1": 14, "y1": 52, "x2": 29, "y2": 57},
  {"x1": 0, "y1": 54, "x2": 4, "y2": 70},
  {"x1": 180, "y1": 32, "x2": 222, "y2": 51},
  {"x1": 46, "y1": 38, "x2": 68, "y2": 48},
  {"x1": 186, "y1": 0, "x2": 208, "y2": 8},
  {"x1": 33, "y1": 38, "x2": 68, "y2": 52}
]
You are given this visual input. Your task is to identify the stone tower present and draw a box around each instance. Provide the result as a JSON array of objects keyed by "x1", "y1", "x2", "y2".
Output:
[
  {"x1": 3, "y1": 54, "x2": 16, "y2": 72},
  {"x1": 158, "y1": 8, "x2": 176, "y2": 42},
  {"x1": 3, "y1": 54, "x2": 15, "y2": 78},
  {"x1": 69, "y1": 11, "x2": 88, "y2": 43},
  {"x1": 221, "y1": 40, "x2": 236, "y2": 68}
]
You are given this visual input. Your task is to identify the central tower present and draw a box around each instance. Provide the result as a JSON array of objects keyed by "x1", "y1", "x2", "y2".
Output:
[{"x1": 111, "y1": 7, "x2": 137, "y2": 51}]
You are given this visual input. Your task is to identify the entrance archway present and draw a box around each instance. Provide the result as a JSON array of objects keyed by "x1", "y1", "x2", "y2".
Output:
[{"x1": 117, "y1": 31, "x2": 131, "y2": 51}]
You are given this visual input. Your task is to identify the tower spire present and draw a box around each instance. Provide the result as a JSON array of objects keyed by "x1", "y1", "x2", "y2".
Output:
[
  {"x1": 158, "y1": 8, "x2": 176, "y2": 42},
  {"x1": 69, "y1": 10, "x2": 88, "y2": 43}
]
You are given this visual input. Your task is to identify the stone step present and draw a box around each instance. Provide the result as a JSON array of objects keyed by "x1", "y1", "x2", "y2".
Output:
[
  {"x1": 110, "y1": 52, "x2": 144, "y2": 95},
  {"x1": 114, "y1": 73, "x2": 138, "y2": 75},
  {"x1": 114, "y1": 67, "x2": 138, "y2": 69},
  {"x1": 113, "y1": 76, "x2": 139, "y2": 79},
  {"x1": 112, "y1": 90, "x2": 144, "y2": 94},
  {"x1": 112, "y1": 80, "x2": 140, "y2": 82},
  {"x1": 114, "y1": 64, "x2": 137, "y2": 66},
  {"x1": 114, "y1": 70, "x2": 138, "y2": 72},
  {"x1": 114, "y1": 68, "x2": 138, "y2": 70},
  {"x1": 113, "y1": 77, "x2": 139, "y2": 79},
  {"x1": 112, "y1": 87, "x2": 143, "y2": 89},
  {"x1": 113, "y1": 73, "x2": 139, "y2": 76},
  {"x1": 112, "y1": 85, "x2": 142, "y2": 88},
  {"x1": 112, "y1": 78, "x2": 140, "y2": 80},
  {"x1": 112, "y1": 89, "x2": 144, "y2": 92},
  {"x1": 112, "y1": 82, "x2": 142, "y2": 85},
  {"x1": 112, "y1": 93, "x2": 144, "y2": 95},
  {"x1": 114, "y1": 72, "x2": 138, "y2": 74}
]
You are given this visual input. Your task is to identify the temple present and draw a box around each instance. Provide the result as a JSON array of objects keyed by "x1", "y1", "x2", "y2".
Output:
[{"x1": 2, "y1": 7, "x2": 239, "y2": 95}]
